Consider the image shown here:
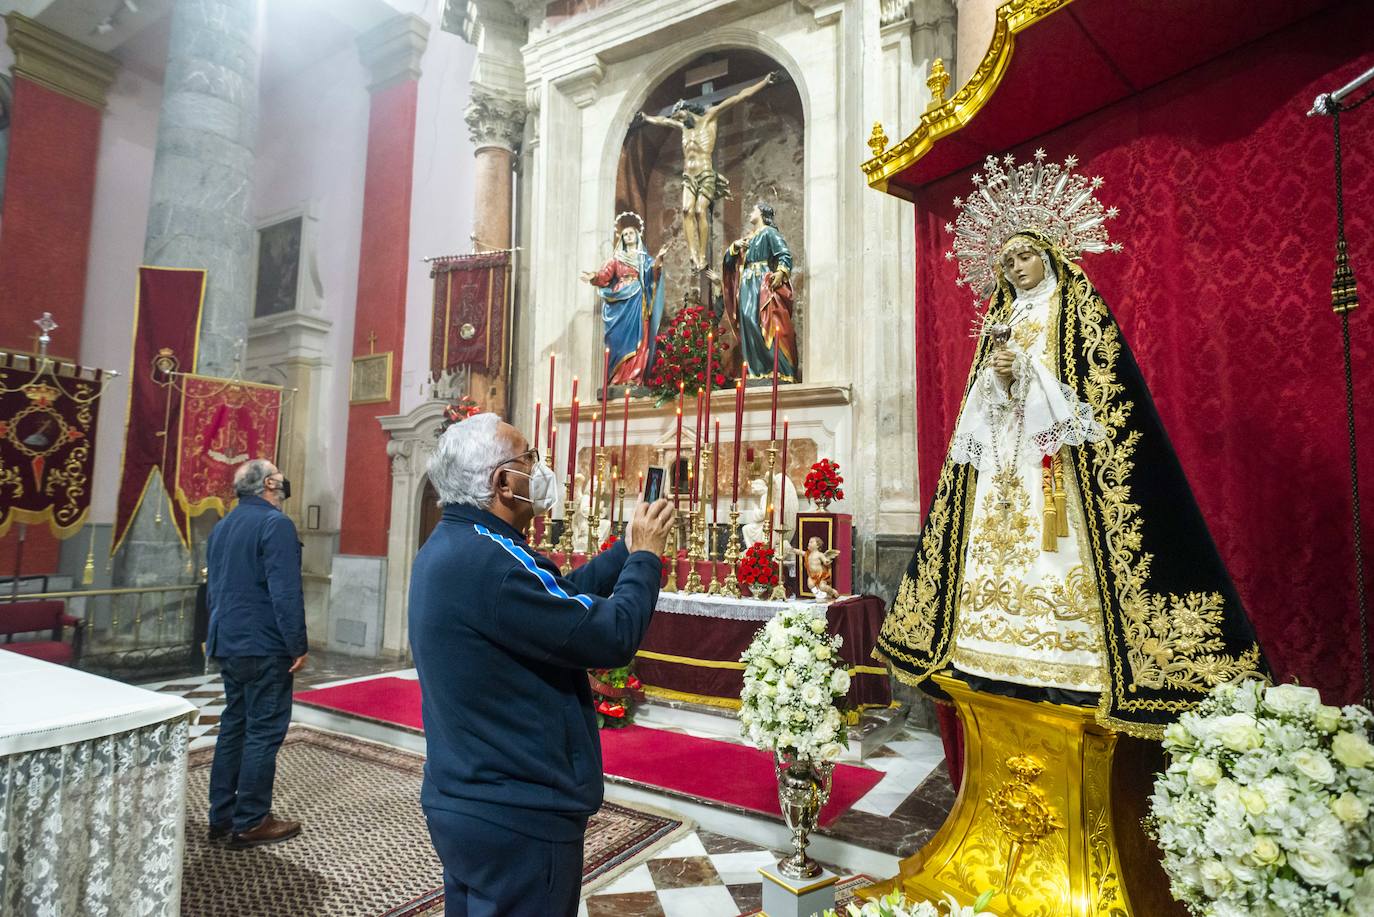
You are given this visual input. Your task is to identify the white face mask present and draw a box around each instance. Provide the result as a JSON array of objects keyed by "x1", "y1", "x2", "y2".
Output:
[{"x1": 502, "y1": 461, "x2": 559, "y2": 514}]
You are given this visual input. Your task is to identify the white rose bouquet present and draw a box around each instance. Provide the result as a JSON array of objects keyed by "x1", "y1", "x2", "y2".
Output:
[
  {"x1": 739, "y1": 604, "x2": 851, "y2": 761},
  {"x1": 823, "y1": 889, "x2": 996, "y2": 917},
  {"x1": 1146, "y1": 679, "x2": 1374, "y2": 917}
]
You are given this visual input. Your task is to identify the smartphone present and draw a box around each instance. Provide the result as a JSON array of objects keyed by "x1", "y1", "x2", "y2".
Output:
[{"x1": 643, "y1": 465, "x2": 666, "y2": 504}]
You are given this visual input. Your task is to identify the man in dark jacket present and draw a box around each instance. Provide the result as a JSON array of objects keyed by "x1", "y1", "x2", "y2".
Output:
[
  {"x1": 410, "y1": 413, "x2": 673, "y2": 917},
  {"x1": 205, "y1": 458, "x2": 308, "y2": 849}
]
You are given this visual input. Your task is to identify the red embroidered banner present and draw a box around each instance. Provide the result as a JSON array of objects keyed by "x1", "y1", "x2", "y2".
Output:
[
  {"x1": 0, "y1": 353, "x2": 104, "y2": 539},
  {"x1": 112, "y1": 266, "x2": 206, "y2": 552},
  {"x1": 429, "y1": 252, "x2": 510, "y2": 377},
  {"x1": 174, "y1": 375, "x2": 282, "y2": 518}
]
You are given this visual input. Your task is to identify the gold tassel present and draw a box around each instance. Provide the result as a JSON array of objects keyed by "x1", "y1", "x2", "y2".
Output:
[
  {"x1": 1041, "y1": 465, "x2": 1058, "y2": 552},
  {"x1": 82, "y1": 525, "x2": 96, "y2": 585},
  {"x1": 1052, "y1": 455, "x2": 1069, "y2": 538}
]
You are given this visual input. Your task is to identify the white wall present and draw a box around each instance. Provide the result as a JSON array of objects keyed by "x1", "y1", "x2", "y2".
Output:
[
  {"x1": 399, "y1": 21, "x2": 477, "y2": 414},
  {"x1": 81, "y1": 65, "x2": 163, "y2": 525},
  {"x1": 252, "y1": 41, "x2": 372, "y2": 523}
]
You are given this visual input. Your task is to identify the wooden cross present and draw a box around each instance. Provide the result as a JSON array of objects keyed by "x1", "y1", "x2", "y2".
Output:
[{"x1": 367, "y1": 331, "x2": 378, "y2": 355}]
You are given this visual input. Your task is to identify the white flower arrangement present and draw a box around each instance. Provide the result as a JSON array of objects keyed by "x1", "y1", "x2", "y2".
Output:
[
  {"x1": 739, "y1": 604, "x2": 851, "y2": 761},
  {"x1": 824, "y1": 889, "x2": 996, "y2": 917},
  {"x1": 1147, "y1": 679, "x2": 1374, "y2": 917}
]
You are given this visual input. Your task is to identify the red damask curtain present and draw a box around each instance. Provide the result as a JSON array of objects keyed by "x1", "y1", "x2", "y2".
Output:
[{"x1": 912, "y1": 3, "x2": 1373, "y2": 735}]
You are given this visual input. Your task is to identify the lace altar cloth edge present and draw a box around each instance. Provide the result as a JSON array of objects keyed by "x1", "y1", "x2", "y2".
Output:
[{"x1": 655, "y1": 590, "x2": 834, "y2": 622}]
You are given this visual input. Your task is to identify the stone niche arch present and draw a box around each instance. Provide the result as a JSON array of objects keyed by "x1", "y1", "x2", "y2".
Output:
[{"x1": 601, "y1": 41, "x2": 808, "y2": 377}]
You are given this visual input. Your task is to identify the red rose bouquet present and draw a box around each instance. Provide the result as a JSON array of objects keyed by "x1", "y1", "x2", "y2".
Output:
[
  {"x1": 588, "y1": 664, "x2": 644, "y2": 729},
  {"x1": 437, "y1": 394, "x2": 482, "y2": 437},
  {"x1": 644, "y1": 304, "x2": 729, "y2": 404},
  {"x1": 738, "y1": 541, "x2": 779, "y2": 594},
  {"x1": 804, "y1": 458, "x2": 844, "y2": 510}
]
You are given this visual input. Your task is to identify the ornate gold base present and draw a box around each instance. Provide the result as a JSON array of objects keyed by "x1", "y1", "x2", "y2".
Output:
[{"x1": 864, "y1": 673, "x2": 1134, "y2": 917}]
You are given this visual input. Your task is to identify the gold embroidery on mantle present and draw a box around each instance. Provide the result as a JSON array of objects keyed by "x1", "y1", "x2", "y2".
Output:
[
  {"x1": 968, "y1": 468, "x2": 1039, "y2": 571},
  {"x1": 1062, "y1": 265, "x2": 1262, "y2": 723},
  {"x1": 952, "y1": 645, "x2": 1107, "y2": 691}
]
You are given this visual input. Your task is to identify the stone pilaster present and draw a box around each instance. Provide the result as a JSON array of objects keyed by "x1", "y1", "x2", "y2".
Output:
[
  {"x1": 117, "y1": 0, "x2": 261, "y2": 589},
  {"x1": 4, "y1": 13, "x2": 118, "y2": 108},
  {"x1": 356, "y1": 13, "x2": 430, "y2": 92}
]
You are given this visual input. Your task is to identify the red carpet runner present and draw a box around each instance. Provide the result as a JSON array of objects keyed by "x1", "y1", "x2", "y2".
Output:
[{"x1": 295, "y1": 677, "x2": 883, "y2": 826}]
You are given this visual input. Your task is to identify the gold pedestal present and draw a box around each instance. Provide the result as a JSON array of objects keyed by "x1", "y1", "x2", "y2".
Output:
[{"x1": 866, "y1": 673, "x2": 1134, "y2": 917}]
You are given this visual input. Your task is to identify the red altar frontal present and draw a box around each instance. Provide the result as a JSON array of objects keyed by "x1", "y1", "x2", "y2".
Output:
[{"x1": 631, "y1": 592, "x2": 891, "y2": 711}]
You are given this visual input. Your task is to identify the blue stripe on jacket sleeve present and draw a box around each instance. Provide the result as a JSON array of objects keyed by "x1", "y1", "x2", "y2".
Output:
[{"x1": 473, "y1": 524, "x2": 595, "y2": 610}]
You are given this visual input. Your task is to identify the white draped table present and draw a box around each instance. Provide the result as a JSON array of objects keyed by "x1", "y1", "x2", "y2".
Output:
[{"x1": 0, "y1": 652, "x2": 195, "y2": 916}]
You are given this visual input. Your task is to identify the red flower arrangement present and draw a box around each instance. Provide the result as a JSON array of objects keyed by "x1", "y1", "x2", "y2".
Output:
[
  {"x1": 738, "y1": 541, "x2": 779, "y2": 590},
  {"x1": 804, "y1": 458, "x2": 844, "y2": 509},
  {"x1": 437, "y1": 394, "x2": 482, "y2": 437},
  {"x1": 644, "y1": 304, "x2": 729, "y2": 404},
  {"x1": 588, "y1": 665, "x2": 644, "y2": 728}
]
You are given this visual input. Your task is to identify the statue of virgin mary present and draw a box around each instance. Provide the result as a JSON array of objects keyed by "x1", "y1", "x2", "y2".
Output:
[
  {"x1": 878, "y1": 151, "x2": 1267, "y2": 737},
  {"x1": 581, "y1": 212, "x2": 667, "y2": 387}
]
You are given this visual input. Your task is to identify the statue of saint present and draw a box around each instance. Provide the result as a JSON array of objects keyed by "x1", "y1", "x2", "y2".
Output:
[
  {"x1": 638, "y1": 72, "x2": 778, "y2": 272},
  {"x1": 877, "y1": 152, "x2": 1266, "y2": 737},
  {"x1": 581, "y1": 213, "x2": 666, "y2": 387},
  {"x1": 724, "y1": 202, "x2": 798, "y2": 381},
  {"x1": 740, "y1": 466, "x2": 798, "y2": 553}
]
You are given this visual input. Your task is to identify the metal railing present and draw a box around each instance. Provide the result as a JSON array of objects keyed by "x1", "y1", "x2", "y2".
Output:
[{"x1": 4, "y1": 584, "x2": 202, "y2": 677}]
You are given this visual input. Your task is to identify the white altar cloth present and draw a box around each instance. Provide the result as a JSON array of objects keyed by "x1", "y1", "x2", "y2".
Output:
[
  {"x1": 0, "y1": 652, "x2": 195, "y2": 916},
  {"x1": 655, "y1": 590, "x2": 828, "y2": 621}
]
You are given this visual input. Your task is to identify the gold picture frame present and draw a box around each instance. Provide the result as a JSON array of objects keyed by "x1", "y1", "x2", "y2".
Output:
[{"x1": 350, "y1": 351, "x2": 393, "y2": 405}]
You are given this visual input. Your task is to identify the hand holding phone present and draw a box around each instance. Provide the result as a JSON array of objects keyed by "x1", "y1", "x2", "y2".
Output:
[{"x1": 643, "y1": 465, "x2": 666, "y2": 504}]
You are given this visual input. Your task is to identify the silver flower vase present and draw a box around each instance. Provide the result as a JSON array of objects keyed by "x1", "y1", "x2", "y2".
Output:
[{"x1": 774, "y1": 752, "x2": 834, "y2": 878}]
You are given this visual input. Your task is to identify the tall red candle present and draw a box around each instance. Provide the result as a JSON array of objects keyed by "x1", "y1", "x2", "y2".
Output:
[
  {"x1": 778, "y1": 418, "x2": 789, "y2": 534},
  {"x1": 620, "y1": 389, "x2": 630, "y2": 472},
  {"x1": 589, "y1": 410, "x2": 599, "y2": 500},
  {"x1": 547, "y1": 353, "x2": 556, "y2": 456},
  {"x1": 713, "y1": 420, "x2": 721, "y2": 525},
  {"x1": 770, "y1": 343, "x2": 779, "y2": 441},
  {"x1": 600, "y1": 346, "x2": 610, "y2": 451},
  {"x1": 731, "y1": 375, "x2": 744, "y2": 504},
  {"x1": 674, "y1": 385, "x2": 684, "y2": 508},
  {"x1": 533, "y1": 400, "x2": 542, "y2": 451},
  {"x1": 567, "y1": 395, "x2": 579, "y2": 483},
  {"x1": 704, "y1": 332, "x2": 713, "y2": 443},
  {"x1": 692, "y1": 389, "x2": 703, "y2": 505},
  {"x1": 549, "y1": 426, "x2": 557, "y2": 475}
]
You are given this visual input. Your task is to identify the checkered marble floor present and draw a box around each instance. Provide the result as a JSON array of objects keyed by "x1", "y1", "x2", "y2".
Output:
[{"x1": 145, "y1": 671, "x2": 926, "y2": 916}]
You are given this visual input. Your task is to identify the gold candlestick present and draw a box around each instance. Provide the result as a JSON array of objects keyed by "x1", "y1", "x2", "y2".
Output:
[
  {"x1": 587, "y1": 449, "x2": 606, "y2": 555},
  {"x1": 764, "y1": 442, "x2": 778, "y2": 551},
  {"x1": 665, "y1": 522, "x2": 679, "y2": 592},
  {"x1": 616, "y1": 484, "x2": 626, "y2": 538},
  {"x1": 721, "y1": 505, "x2": 743, "y2": 598},
  {"x1": 684, "y1": 506, "x2": 704, "y2": 593},
  {"x1": 536, "y1": 451, "x2": 556, "y2": 551},
  {"x1": 770, "y1": 549, "x2": 788, "y2": 601},
  {"x1": 558, "y1": 497, "x2": 576, "y2": 574},
  {"x1": 699, "y1": 450, "x2": 716, "y2": 593}
]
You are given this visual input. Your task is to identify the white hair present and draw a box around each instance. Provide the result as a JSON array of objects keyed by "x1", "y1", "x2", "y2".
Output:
[
  {"x1": 234, "y1": 459, "x2": 275, "y2": 496},
  {"x1": 428, "y1": 413, "x2": 513, "y2": 508}
]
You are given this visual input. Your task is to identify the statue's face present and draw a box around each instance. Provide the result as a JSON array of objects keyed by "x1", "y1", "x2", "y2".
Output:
[
  {"x1": 748, "y1": 205, "x2": 763, "y2": 228},
  {"x1": 1003, "y1": 248, "x2": 1045, "y2": 290},
  {"x1": 808, "y1": 537, "x2": 821, "y2": 550},
  {"x1": 620, "y1": 227, "x2": 639, "y2": 247}
]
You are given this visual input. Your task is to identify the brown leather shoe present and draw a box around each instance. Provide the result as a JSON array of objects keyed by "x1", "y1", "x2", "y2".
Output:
[
  {"x1": 230, "y1": 814, "x2": 301, "y2": 849},
  {"x1": 208, "y1": 822, "x2": 231, "y2": 843}
]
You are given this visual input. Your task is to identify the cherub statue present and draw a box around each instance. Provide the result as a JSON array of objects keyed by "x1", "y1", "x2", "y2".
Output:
[{"x1": 791, "y1": 536, "x2": 841, "y2": 602}]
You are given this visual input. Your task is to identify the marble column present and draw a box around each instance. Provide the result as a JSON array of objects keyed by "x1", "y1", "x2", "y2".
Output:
[
  {"x1": 116, "y1": 0, "x2": 260, "y2": 589},
  {"x1": 463, "y1": 88, "x2": 525, "y2": 417}
]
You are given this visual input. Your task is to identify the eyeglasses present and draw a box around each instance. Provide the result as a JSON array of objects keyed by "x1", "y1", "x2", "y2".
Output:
[{"x1": 498, "y1": 448, "x2": 540, "y2": 468}]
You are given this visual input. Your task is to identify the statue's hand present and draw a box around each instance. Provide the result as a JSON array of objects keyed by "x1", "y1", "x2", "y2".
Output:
[
  {"x1": 630, "y1": 111, "x2": 646, "y2": 129},
  {"x1": 580, "y1": 270, "x2": 595, "y2": 283},
  {"x1": 766, "y1": 69, "x2": 781, "y2": 85},
  {"x1": 991, "y1": 348, "x2": 1017, "y2": 383},
  {"x1": 656, "y1": 244, "x2": 669, "y2": 261}
]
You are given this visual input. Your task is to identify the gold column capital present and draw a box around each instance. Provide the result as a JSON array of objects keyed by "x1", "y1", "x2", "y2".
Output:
[
  {"x1": 4, "y1": 12, "x2": 119, "y2": 108},
  {"x1": 356, "y1": 13, "x2": 431, "y2": 93}
]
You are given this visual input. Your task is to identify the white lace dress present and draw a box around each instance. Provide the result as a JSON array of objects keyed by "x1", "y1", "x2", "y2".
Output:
[{"x1": 946, "y1": 270, "x2": 1110, "y2": 692}]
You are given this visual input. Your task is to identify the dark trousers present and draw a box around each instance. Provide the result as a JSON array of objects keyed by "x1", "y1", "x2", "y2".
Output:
[
  {"x1": 424, "y1": 808, "x2": 582, "y2": 917},
  {"x1": 208, "y1": 655, "x2": 294, "y2": 832}
]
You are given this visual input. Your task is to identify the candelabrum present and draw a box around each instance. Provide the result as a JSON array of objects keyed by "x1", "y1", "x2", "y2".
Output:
[
  {"x1": 664, "y1": 519, "x2": 679, "y2": 592},
  {"x1": 616, "y1": 484, "x2": 627, "y2": 539},
  {"x1": 698, "y1": 450, "x2": 715, "y2": 593},
  {"x1": 558, "y1": 496, "x2": 576, "y2": 574},
  {"x1": 587, "y1": 450, "x2": 606, "y2": 556},
  {"x1": 684, "y1": 507, "x2": 704, "y2": 593},
  {"x1": 770, "y1": 548, "x2": 789, "y2": 602},
  {"x1": 721, "y1": 505, "x2": 743, "y2": 598},
  {"x1": 764, "y1": 442, "x2": 778, "y2": 550}
]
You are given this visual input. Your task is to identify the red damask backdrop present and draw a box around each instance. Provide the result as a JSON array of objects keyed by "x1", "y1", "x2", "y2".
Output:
[{"x1": 910, "y1": 4, "x2": 1373, "y2": 722}]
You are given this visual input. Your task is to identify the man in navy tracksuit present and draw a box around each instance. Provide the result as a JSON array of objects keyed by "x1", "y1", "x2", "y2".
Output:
[
  {"x1": 409, "y1": 413, "x2": 674, "y2": 917},
  {"x1": 205, "y1": 459, "x2": 308, "y2": 848}
]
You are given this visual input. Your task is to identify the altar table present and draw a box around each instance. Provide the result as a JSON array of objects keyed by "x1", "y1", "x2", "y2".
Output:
[
  {"x1": 634, "y1": 592, "x2": 891, "y2": 709},
  {"x1": 0, "y1": 652, "x2": 196, "y2": 916}
]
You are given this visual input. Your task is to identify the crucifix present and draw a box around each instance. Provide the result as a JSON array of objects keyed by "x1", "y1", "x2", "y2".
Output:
[{"x1": 367, "y1": 331, "x2": 378, "y2": 355}]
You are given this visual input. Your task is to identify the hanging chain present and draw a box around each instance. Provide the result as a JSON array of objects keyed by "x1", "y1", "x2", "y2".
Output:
[{"x1": 1332, "y1": 102, "x2": 1372, "y2": 708}]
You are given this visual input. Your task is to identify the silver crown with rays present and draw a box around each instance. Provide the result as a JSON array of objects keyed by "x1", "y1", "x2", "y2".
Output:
[{"x1": 944, "y1": 149, "x2": 1123, "y2": 304}]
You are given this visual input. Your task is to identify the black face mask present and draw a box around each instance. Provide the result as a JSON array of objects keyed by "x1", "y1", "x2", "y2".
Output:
[{"x1": 275, "y1": 477, "x2": 292, "y2": 500}]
